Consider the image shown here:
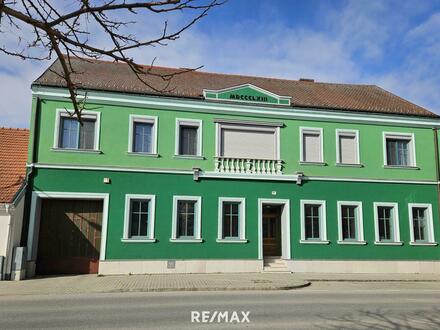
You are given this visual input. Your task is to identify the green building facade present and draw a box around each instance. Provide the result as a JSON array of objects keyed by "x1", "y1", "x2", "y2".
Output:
[{"x1": 25, "y1": 58, "x2": 440, "y2": 276}]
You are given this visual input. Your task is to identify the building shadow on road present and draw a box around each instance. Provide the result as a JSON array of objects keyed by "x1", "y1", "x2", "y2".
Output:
[{"x1": 317, "y1": 307, "x2": 440, "y2": 329}]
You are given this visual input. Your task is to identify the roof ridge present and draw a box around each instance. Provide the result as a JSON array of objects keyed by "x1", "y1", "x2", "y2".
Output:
[
  {"x1": 66, "y1": 55, "x2": 376, "y2": 88},
  {"x1": 0, "y1": 127, "x2": 30, "y2": 131}
]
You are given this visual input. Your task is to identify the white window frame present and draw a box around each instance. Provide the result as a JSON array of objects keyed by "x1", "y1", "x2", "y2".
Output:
[
  {"x1": 122, "y1": 194, "x2": 156, "y2": 243},
  {"x1": 336, "y1": 129, "x2": 360, "y2": 165},
  {"x1": 373, "y1": 202, "x2": 402, "y2": 245},
  {"x1": 170, "y1": 195, "x2": 202, "y2": 243},
  {"x1": 215, "y1": 121, "x2": 281, "y2": 160},
  {"x1": 382, "y1": 132, "x2": 417, "y2": 167},
  {"x1": 175, "y1": 118, "x2": 203, "y2": 158},
  {"x1": 128, "y1": 115, "x2": 158, "y2": 155},
  {"x1": 299, "y1": 200, "x2": 329, "y2": 244},
  {"x1": 53, "y1": 109, "x2": 101, "y2": 151},
  {"x1": 299, "y1": 127, "x2": 324, "y2": 164},
  {"x1": 408, "y1": 203, "x2": 437, "y2": 245},
  {"x1": 217, "y1": 197, "x2": 247, "y2": 243},
  {"x1": 337, "y1": 201, "x2": 365, "y2": 244}
]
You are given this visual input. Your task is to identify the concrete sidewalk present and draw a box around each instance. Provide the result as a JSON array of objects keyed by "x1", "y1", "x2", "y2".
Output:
[
  {"x1": 0, "y1": 273, "x2": 309, "y2": 296},
  {"x1": 1, "y1": 272, "x2": 440, "y2": 296}
]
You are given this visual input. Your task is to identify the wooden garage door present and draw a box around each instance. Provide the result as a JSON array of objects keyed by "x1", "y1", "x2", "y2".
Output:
[{"x1": 36, "y1": 199, "x2": 103, "y2": 275}]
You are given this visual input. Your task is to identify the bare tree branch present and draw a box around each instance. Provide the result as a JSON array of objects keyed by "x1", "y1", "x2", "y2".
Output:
[{"x1": 0, "y1": 0, "x2": 224, "y2": 122}]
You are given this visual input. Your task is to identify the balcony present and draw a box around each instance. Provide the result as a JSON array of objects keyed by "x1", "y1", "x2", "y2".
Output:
[{"x1": 214, "y1": 157, "x2": 283, "y2": 175}]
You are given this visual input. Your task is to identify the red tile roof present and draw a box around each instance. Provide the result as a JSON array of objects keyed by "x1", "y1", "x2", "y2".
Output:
[
  {"x1": 0, "y1": 128, "x2": 29, "y2": 203},
  {"x1": 33, "y1": 57, "x2": 437, "y2": 118}
]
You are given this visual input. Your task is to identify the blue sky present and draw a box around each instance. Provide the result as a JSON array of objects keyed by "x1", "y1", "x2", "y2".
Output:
[{"x1": 1, "y1": 0, "x2": 440, "y2": 127}]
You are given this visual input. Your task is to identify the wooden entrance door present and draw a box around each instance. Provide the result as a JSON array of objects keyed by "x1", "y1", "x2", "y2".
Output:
[
  {"x1": 262, "y1": 205, "x2": 282, "y2": 257},
  {"x1": 36, "y1": 199, "x2": 103, "y2": 275}
]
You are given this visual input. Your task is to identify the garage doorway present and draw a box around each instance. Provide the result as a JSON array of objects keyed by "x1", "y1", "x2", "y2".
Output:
[{"x1": 36, "y1": 199, "x2": 103, "y2": 275}]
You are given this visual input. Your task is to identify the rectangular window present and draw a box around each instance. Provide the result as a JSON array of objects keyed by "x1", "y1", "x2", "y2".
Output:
[
  {"x1": 384, "y1": 133, "x2": 415, "y2": 167},
  {"x1": 129, "y1": 199, "x2": 150, "y2": 238},
  {"x1": 301, "y1": 128, "x2": 323, "y2": 163},
  {"x1": 374, "y1": 203, "x2": 400, "y2": 244},
  {"x1": 179, "y1": 126, "x2": 198, "y2": 155},
  {"x1": 338, "y1": 202, "x2": 364, "y2": 243},
  {"x1": 59, "y1": 117, "x2": 96, "y2": 149},
  {"x1": 133, "y1": 122, "x2": 153, "y2": 153},
  {"x1": 175, "y1": 119, "x2": 202, "y2": 157},
  {"x1": 300, "y1": 200, "x2": 327, "y2": 243},
  {"x1": 171, "y1": 196, "x2": 202, "y2": 242},
  {"x1": 222, "y1": 202, "x2": 239, "y2": 238},
  {"x1": 128, "y1": 115, "x2": 157, "y2": 154},
  {"x1": 341, "y1": 205, "x2": 357, "y2": 240},
  {"x1": 337, "y1": 130, "x2": 359, "y2": 164},
  {"x1": 412, "y1": 207, "x2": 428, "y2": 242},
  {"x1": 305, "y1": 204, "x2": 320, "y2": 239},
  {"x1": 123, "y1": 194, "x2": 156, "y2": 242}
]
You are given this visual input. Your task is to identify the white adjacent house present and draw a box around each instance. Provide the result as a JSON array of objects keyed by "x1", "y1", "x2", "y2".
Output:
[{"x1": 0, "y1": 128, "x2": 29, "y2": 280}]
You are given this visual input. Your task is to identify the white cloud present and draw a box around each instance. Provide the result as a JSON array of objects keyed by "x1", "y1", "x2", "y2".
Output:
[{"x1": 1, "y1": 1, "x2": 440, "y2": 128}]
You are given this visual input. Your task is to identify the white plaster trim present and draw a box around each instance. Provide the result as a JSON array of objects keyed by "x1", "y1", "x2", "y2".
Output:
[
  {"x1": 408, "y1": 203, "x2": 435, "y2": 244},
  {"x1": 300, "y1": 127, "x2": 324, "y2": 163},
  {"x1": 257, "y1": 198, "x2": 291, "y2": 260},
  {"x1": 382, "y1": 132, "x2": 417, "y2": 167},
  {"x1": 121, "y1": 238, "x2": 156, "y2": 243},
  {"x1": 33, "y1": 87, "x2": 440, "y2": 128},
  {"x1": 169, "y1": 238, "x2": 203, "y2": 243},
  {"x1": 53, "y1": 109, "x2": 101, "y2": 150},
  {"x1": 373, "y1": 202, "x2": 401, "y2": 243},
  {"x1": 336, "y1": 129, "x2": 360, "y2": 165},
  {"x1": 27, "y1": 191, "x2": 109, "y2": 261},
  {"x1": 217, "y1": 197, "x2": 246, "y2": 240},
  {"x1": 299, "y1": 200, "x2": 327, "y2": 242},
  {"x1": 203, "y1": 83, "x2": 292, "y2": 105},
  {"x1": 374, "y1": 241, "x2": 403, "y2": 246},
  {"x1": 171, "y1": 196, "x2": 202, "y2": 240},
  {"x1": 337, "y1": 240, "x2": 367, "y2": 245},
  {"x1": 128, "y1": 114, "x2": 158, "y2": 154},
  {"x1": 299, "y1": 240, "x2": 330, "y2": 245},
  {"x1": 123, "y1": 194, "x2": 156, "y2": 241},
  {"x1": 175, "y1": 118, "x2": 203, "y2": 157},
  {"x1": 337, "y1": 201, "x2": 364, "y2": 242},
  {"x1": 28, "y1": 163, "x2": 439, "y2": 185},
  {"x1": 216, "y1": 239, "x2": 248, "y2": 243}
]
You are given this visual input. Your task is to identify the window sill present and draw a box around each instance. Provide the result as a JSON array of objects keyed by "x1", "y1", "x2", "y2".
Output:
[
  {"x1": 173, "y1": 155, "x2": 205, "y2": 160},
  {"x1": 299, "y1": 161, "x2": 326, "y2": 166},
  {"x1": 216, "y1": 239, "x2": 248, "y2": 243},
  {"x1": 337, "y1": 240, "x2": 367, "y2": 245},
  {"x1": 299, "y1": 240, "x2": 330, "y2": 245},
  {"x1": 51, "y1": 148, "x2": 102, "y2": 154},
  {"x1": 383, "y1": 165, "x2": 419, "y2": 170},
  {"x1": 121, "y1": 238, "x2": 156, "y2": 243},
  {"x1": 169, "y1": 238, "x2": 203, "y2": 243},
  {"x1": 374, "y1": 241, "x2": 403, "y2": 246},
  {"x1": 127, "y1": 152, "x2": 159, "y2": 158},
  {"x1": 409, "y1": 241, "x2": 438, "y2": 246},
  {"x1": 336, "y1": 163, "x2": 363, "y2": 168}
]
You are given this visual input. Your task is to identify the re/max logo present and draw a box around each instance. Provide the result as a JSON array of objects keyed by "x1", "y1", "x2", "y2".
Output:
[{"x1": 191, "y1": 311, "x2": 251, "y2": 323}]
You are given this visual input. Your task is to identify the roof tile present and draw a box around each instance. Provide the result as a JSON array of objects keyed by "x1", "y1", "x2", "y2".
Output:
[
  {"x1": 33, "y1": 57, "x2": 437, "y2": 117},
  {"x1": 0, "y1": 128, "x2": 29, "y2": 203}
]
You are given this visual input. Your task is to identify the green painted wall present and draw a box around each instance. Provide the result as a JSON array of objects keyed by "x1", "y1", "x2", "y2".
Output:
[
  {"x1": 32, "y1": 168, "x2": 440, "y2": 261},
  {"x1": 32, "y1": 97, "x2": 439, "y2": 181}
]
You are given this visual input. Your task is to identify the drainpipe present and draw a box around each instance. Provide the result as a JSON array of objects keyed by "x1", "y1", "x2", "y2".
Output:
[
  {"x1": 20, "y1": 96, "x2": 40, "y2": 247},
  {"x1": 433, "y1": 128, "x2": 440, "y2": 224}
]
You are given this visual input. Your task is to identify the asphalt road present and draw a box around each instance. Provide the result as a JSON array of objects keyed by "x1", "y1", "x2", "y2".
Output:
[{"x1": 1, "y1": 282, "x2": 440, "y2": 329}]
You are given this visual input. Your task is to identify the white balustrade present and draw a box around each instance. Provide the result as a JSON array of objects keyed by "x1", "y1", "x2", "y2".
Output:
[{"x1": 214, "y1": 157, "x2": 283, "y2": 175}]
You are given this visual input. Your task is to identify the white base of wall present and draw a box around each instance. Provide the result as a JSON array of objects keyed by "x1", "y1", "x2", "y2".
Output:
[
  {"x1": 285, "y1": 260, "x2": 440, "y2": 274},
  {"x1": 99, "y1": 259, "x2": 263, "y2": 275}
]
